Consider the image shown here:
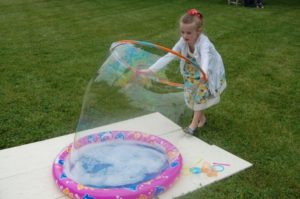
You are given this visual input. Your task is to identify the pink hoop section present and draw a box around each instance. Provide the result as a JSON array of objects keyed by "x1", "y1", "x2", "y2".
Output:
[{"x1": 52, "y1": 131, "x2": 182, "y2": 199}]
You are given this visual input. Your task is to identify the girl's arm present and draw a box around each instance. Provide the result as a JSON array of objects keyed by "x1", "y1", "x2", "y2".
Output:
[
  {"x1": 148, "y1": 39, "x2": 183, "y2": 73},
  {"x1": 199, "y1": 38, "x2": 220, "y2": 96},
  {"x1": 199, "y1": 40, "x2": 210, "y2": 76}
]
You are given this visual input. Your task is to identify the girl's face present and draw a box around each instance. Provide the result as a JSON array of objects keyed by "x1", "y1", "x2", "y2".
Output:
[{"x1": 180, "y1": 22, "x2": 200, "y2": 47}]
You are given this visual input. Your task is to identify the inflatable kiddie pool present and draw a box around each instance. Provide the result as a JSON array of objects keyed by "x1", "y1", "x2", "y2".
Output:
[{"x1": 52, "y1": 130, "x2": 182, "y2": 199}]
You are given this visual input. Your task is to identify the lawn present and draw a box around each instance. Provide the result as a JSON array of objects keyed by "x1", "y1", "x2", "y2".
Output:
[{"x1": 0, "y1": 0, "x2": 299, "y2": 198}]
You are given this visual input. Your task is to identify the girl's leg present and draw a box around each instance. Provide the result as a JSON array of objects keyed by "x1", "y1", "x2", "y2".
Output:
[
  {"x1": 189, "y1": 111, "x2": 202, "y2": 129},
  {"x1": 184, "y1": 110, "x2": 207, "y2": 134},
  {"x1": 198, "y1": 111, "x2": 206, "y2": 127}
]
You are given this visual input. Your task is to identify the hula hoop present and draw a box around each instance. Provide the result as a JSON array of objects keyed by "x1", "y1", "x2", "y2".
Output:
[
  {"x1": 52, "y1": 130, "x2": 182, "y2": 199},
  {"x1": 111, "y1": 40, "x2": 208, "y2": 87}
]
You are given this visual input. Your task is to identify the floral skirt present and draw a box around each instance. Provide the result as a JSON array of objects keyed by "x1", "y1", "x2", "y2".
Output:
[{"x1": 183, "y1": 64, "x2": 221, "y2": 111}]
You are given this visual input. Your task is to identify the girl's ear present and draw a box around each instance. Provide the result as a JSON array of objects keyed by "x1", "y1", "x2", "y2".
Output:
[{"x1": 197, "y1": 27, "x2": 202, "y2": 34}]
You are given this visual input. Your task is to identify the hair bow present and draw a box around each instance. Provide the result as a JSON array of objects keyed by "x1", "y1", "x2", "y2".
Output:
[{"x1": 187, "y1": 8, "x2": 203, "y2": 20}]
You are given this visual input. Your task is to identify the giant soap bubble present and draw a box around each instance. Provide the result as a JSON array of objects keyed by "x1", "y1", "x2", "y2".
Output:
[
  {"x1": 76, "y1": 40, "x2": 192, "y2": 133},
  {"x1": 52, "y1": 40, "x2": 205, "y2": 199}
]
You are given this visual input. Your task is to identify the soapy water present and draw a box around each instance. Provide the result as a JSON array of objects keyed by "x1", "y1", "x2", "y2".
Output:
[{"x1": 64, "y1": 140, "x2": 169, "y2": 188}]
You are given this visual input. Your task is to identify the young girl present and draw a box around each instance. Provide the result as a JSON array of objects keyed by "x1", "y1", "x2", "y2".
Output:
[{"x1": 140, "y1": 8, "x2": 226, "y2": 134}]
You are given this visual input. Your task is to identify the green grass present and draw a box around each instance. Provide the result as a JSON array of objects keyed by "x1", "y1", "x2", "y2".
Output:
[{"x1": 0, "y1": 0, "x2": 299, "y2": 198}]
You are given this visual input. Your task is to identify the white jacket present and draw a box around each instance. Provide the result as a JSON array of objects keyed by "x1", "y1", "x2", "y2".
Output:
[{"x1": 149, "y1": 34, "x2": 226, "y2": 96}]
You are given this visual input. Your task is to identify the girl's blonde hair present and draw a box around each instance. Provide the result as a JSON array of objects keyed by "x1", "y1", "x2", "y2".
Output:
[{"x1": 180, "y1": 9, "x2": 203, "y2": 31}]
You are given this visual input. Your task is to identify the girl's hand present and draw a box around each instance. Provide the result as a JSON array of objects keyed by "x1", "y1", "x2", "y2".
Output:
[{"x1": 134, "y1": 69, "x2": 153, "y2": 87}]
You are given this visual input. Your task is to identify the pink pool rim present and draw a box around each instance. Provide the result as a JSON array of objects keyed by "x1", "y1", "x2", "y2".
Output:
[{"x1": 52, "y1": 130, "x2": 183, "y2": 199}]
